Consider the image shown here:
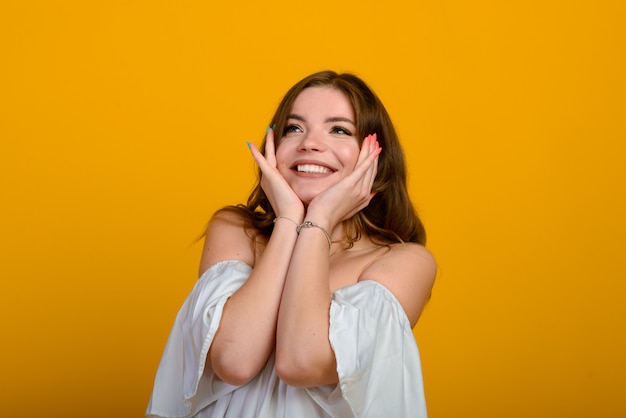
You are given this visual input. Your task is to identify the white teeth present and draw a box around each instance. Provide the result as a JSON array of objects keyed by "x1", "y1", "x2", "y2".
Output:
[{"x1": 296, "y1": 164, "x2": 332, "y2": 174}]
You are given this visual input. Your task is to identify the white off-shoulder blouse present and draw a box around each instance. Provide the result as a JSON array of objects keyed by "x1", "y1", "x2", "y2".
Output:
[{"x1": 146, "y1": 260, "x2": 427, "y2": 418}]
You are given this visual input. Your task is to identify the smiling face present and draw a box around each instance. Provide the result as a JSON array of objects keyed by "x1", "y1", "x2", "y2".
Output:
[{"x1": 275, "y1": 86, "x2": 360, "y2": 205}]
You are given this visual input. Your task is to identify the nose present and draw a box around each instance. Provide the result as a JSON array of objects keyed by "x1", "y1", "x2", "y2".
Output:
[{"x1": 298, "y1": 130, "x2": 325, "y2": 152}]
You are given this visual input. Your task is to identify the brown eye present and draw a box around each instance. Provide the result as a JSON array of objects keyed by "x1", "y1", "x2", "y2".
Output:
[
  {"x1": 285, "y1": 124, "x2": 302, "y2": 133},
  {"x1": 331, "y1": 126, "x2": 352, "y2": 136}
]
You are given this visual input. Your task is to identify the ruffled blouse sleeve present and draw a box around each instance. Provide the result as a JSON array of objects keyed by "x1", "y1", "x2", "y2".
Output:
[
  {"x1": 146, "y1": 260, "x2": 252, "y2": 418},
  {"x1": 329, "y1": 280, "x2": 428, "y2": 418}
]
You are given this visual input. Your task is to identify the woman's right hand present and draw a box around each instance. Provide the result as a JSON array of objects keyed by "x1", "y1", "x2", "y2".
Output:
[{"x1": 248, "y1": 127, "x2": 305, "y2": 222}]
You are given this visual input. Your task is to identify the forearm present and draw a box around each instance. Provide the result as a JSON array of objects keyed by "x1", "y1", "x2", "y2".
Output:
[
  {"x1": 276, "y1": 220, "x2": 338, "y2": 387},
  {"x1": 210, "y1": 219, "x2": 299, "y2": 384}
]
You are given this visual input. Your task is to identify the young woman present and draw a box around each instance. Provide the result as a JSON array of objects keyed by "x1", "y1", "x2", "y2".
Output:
[{"x1": 146, "y1": 71, "x2": 436, "y2": 417}]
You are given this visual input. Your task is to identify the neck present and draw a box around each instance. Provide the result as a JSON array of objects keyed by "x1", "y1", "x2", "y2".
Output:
[{"x1": 330, "y1": 221, "x2": 379, "y2": 253}]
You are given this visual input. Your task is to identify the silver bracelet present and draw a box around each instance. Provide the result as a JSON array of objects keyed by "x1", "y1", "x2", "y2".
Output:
[
  {"x1": 273, "y1": 216, "x2": 299, "y2": 227},
  {"x1": 296, "y1": 221, "x2": 332, "y2": 249}
]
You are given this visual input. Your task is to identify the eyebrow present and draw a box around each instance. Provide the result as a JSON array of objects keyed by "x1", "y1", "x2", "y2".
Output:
[{"x1": 287, "y1": 114, "x2": 356, "y2": 126}]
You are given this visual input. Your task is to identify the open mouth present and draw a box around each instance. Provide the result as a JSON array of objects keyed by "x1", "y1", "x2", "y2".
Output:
[{"x1": 294, "y1": 164, "x2": 333, "y2": 174}]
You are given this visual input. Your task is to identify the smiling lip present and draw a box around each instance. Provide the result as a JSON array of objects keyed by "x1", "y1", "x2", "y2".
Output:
[
  {"x1": 291, "y1": 160, "x2": 335, "y2": 175},
  {"x1": 296, "y1": 164, "x2": 332, "y2": 174}
]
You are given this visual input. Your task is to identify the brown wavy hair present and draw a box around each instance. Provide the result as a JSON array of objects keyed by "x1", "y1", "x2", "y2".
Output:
[{"x1": 216, "y1": 70, "x2": 426, "y2": 246}]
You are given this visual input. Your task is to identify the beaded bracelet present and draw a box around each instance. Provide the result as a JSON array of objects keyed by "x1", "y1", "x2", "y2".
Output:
[{"x1": 296, "y1": 221, "x2": 332, "y2": 249}]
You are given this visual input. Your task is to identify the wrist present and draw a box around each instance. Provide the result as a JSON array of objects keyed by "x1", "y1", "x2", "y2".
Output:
[
  {"x1": 296, "y1": 220, "x2": 332, "y2": 249},
  {"x1": 301, "y1": 206, "x2": 332, "y2": 229},
  {"x1": 273, "y1": 216, "x2": 300, "y2": 228}
]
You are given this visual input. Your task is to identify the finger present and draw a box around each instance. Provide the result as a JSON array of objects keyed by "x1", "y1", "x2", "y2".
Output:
[
  {"x1": 248, "y1": 141, "x2": 272, "y2": 173},
  {"x1": 356, "y1": 159, "x2": 377, "y2": 201},
  {"x1": 353, "y1": 140, "x2": 380, "y2": 197},
  {"x1": 354, "y1": 133, "x2": 374, "y2": 166},
  {"x1": 362, "y1": 152, "x2": 379, "y2": 190},
  {"x1": 353, "y1": 135, "x2": 381, "y2": 179},
  {"x1": 362, "y1": 150, "x2": 379, "y2": 183},
  {"x1": 265, "y1": 127, "x2": 277, "y2": 167}
]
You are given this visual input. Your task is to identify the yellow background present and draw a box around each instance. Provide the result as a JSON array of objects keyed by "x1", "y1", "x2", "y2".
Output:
[{"x1": 1, "y1": 1, "x2": 624, "y2": 417}]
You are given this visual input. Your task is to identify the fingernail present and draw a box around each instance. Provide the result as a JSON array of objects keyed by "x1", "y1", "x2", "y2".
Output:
[
  {"x1": 272, "y1": 124, "x2": 277, "y2": 131},
  {"x1": 266, "y1": 126, "x2": 271, "y2": 134},
  {"x1": 246, "y1": 141, "x2": 251, "y2": 149}
]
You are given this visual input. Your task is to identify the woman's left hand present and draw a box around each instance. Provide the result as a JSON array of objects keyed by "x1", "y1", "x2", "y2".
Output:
[{"x1": 305, "y1": 133, "x2": 381, "y2": 229}]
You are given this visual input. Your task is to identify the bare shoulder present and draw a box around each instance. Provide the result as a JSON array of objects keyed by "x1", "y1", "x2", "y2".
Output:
[
  {"x1": 198, "y1": 209, "x2": 260, "y2": 276},
  {"x1": 360, "y1": 242, "x2": 437, "y2": 327}
]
